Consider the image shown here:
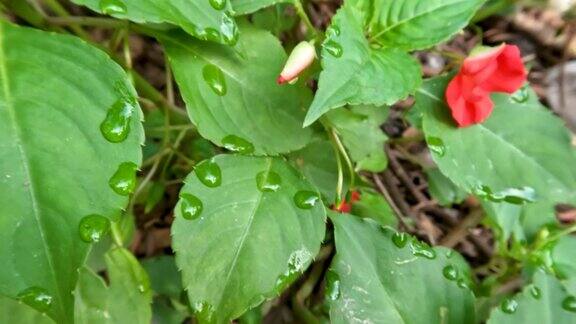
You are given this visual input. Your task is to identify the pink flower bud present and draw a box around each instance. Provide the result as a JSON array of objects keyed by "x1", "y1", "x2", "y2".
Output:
[{"x1": 277, "y1": 41, "x2": 316, "y2": 85}]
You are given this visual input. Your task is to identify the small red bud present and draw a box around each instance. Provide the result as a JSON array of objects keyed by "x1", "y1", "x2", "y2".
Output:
[{"x1": 277, "y1": 41, "x2": 316, "y2": 85}]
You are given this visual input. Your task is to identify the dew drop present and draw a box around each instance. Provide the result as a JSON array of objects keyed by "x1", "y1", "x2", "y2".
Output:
[
  {"x1": 442, "y1": 265, "x2": 458, "y2": 281},
  {"x1": 192, "y1": 301, "x2": 215, "y2": 323},
  {"x1": 501, "y1": 298, "x2": 518, "y2": 314},
  {"x1": 326, "y1": 25, "x2": 341, "y2": 37},
  {"x1": 221, "y1": 135, "x2": 254, "y2": 154},
  {"x1": 293, "y1": 190, "x2": 320, "y2": 209},
  {"x1": 195, "y1": 159, "x2": 222, "y2": 188},
  {"x1": 562, "y1": 296, "x2": 576, "y2": 313},
  {"x1": 208, "y1": 0, "x2": 226, "y2": 10},
  {"x1": 326, "y1": 270, "x2": 341, "y2": 301},
  {"x1": 180, "y1": 194, "x2": 203, "y2": 220},
  {"x1": 530, "y1": 286, "x2": 541, "y2": 299},
  {"x1": 409, "y1": 240, "x2": 436, "y2": 259},
  {"x1": 323, "y1": 40, "x2": 343, "y2": 58},
  {"x1": 204, "y1": 28, "x2": 222, "y2": 43},
  {"x1": 202, "y1": 64, "x2": 227, "y2": 96},
  {"x1": 78, "y1": 214, "x2": 111, "y2": 243},
  {"x1": 220, "y1": 13, "x2": 239, "y2": 45},
  {"x1": 391, "y1": 232, "x2": 409, "y2": 248},
  {"x1": 511, "y1": 86, "x2": 529, "y2": 103},
  {"x1": 457, "y1": 278, "x2": 469, "y2": 289},
  {"x1": 445, "y1": 250, "x2": 455, "y2": 258},
  {"x1": 426, "y1": 137, "x2": 446, "y2": 157},
  {"x1": 256, "y1": 171, "x2": 282, "y2": 192},
  {"x1": 474, "y1": 185, "x2": 536, "y2": 205},
  {"x1": 99, "y1": 0, "x2": 127, "y2": 15},
  {"x1": 100, "y1": 97, "x2": 135, "y2": 143},
  {"x1": 275, "y1": 249, "x2": 312, "y2": 293},
  {"x1": 17, "y1": 287, "x2": 53, "y2": 312},
  {"x1": 108, "y1": 162, "x2": 138, "y2": 196}
]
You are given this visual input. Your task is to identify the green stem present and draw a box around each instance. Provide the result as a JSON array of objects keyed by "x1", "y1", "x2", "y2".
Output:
[
  {"x1": 110, "y1": 220, "x2": 124, "y2": 247},
  {"x1": 293, "y1": 0, "x2": 319, "y2": 39},
  {"x1": 42, "y1": 0, "x2": 91, "y2": 38},
  {"x1": 46, "y1": 15, "x2": 127, "y2": 28},
  {"x1": 331, "y1": 128, "x2": 355, "y2": 189}
]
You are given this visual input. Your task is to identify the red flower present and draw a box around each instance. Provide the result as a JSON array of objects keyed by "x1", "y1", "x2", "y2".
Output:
[
  {"x1": 445, "y1": 44, "x2": 527, "y2": 127},
  {"x1": 333, "y1": 190, "x2": 361, "y2": 213}
]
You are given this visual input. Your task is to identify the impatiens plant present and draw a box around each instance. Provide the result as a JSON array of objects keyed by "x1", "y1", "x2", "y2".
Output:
[{"x1": 1, "y1": 0, "x2": 576, "y2": 323}]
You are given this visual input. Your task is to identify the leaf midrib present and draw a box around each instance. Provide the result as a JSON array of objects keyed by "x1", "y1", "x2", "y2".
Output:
[{"x1": 0, "y1": 23, "x2": 66, "y2": 321}]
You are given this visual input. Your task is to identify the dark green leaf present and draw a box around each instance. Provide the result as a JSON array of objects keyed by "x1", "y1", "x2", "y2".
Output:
[
  {"x1": 142, "y1": 255, "x2": 183, "y2": 299},
  {"x1": 232, "y1": 0, "x2": 292, "y2": 15},
  {"x1": 351, "y1": 188, "x2": 397, "y2": 227},
  {"x1": 426, "y1": 168, "x2": 468, "y2": 206}
]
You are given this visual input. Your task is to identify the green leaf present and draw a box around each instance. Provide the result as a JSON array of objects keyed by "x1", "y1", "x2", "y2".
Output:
[
  {"x1": 351, "y1": 188, "x2": 397, "y2": 227},
  {"x1": 74, "y1": 248, "x2": 152, "y2": 324},
  {"x1": 161, "y1": 25, "x2": 313, "y2": 155},
  {"x1": 487, "y1": 271, "x2": 576, "y2": 323},
  {"x1": 482, "y1": 201, "x2": 525, "y2": 243},
  {"x1": 552, "y1": 236, "x2": 576, "y2": 280},
  {"x1": 0, "y1": 294, "x2": 55, "y2": 324},
  {"x1": 304, "y1": 5, "x2": 421, "y2": 126},
  {"x1": 232, "y1": 0, "x2": 292, "y2": 15},
  {"x1": 426, "y1": 168, "x2": 468, "y2": 206},
  {"x1": 172, "y1": 155, "x2": 326, "y2": 323},
  {"x1": 288, "y1": 138, "x2": 343, "y2": 203},
  {"x1": 0, "y1": 22, "x2": 143, "y2": 323},
  {"x1": 72, "y1": 0, "x2": 238, "y2": 45},
  {"x1": 328, "y1": 214, "x2": 476, "y2": 323},
  {"x1": 250, "y1": 4, "x2": 298, "y2": 37},
  {"x1": 326, "y1": 105, "x2": 389, "y2": 172},
  {"x1": 367, "y1": 0, "x2": 486, "y2": 50},
  {"x1": 419, "y1": 76, "x2": 576, "y2": 237},
  {"x1": 142, "y1": 255, "x2": 183, "y2": 299}
]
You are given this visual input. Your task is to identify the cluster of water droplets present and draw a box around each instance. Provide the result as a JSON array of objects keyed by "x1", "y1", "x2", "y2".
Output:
[
  {"x1": 323, "y1": 25, "x2": 343, "y2": 58},
  {"x1": 498, "y1": 286, "x2": 576, "y2": 315}
]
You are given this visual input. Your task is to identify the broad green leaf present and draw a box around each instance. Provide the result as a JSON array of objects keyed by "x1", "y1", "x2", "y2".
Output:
[
  {"x1": 419, "y1": 76, "x2": 576, "y2": 237},
  {"x1": 142, "y1": 255, "x2": 183, "y2": 299},
  {"x1": 426, "y1": 168, "x2": 468, "y2": 206},
  {"x1": 172, "y1": 155, "x2": 326, "y2": 323},
  {"x1": 351, "y1": 188, "x2": 397, "y2": 227},
  {"x1": 232, "y1": 0, "x2": 292, "y2": 15},
  {"x1": 326, "y1": 105, "x2": 389, "y2": 172},
  {"x1": 328, "y1": 214, "x2": 476, "y2": 323},
  {"x1": 366, "y1": 0, "x2": 486, "y2": 50},
  {"x1": 487, "y1": 271, "x2": 576, "y2": 323},
  {"x1": 0, "y1": 22, "x2": 143, "y2": 323},
  {"x1": 251, "y1": 3, "x2": 298, "y2": 37},
  {"x1": 552, "y1": 236, "x2": 576, "y2": 280},
  {"x1": 0, "y1": 294, "x2": 54, "y2": 324},
  {"x1": 304, "y1": 5, "x2": 421, "y2": 126},
  {"x1": 74, "y1": 248, "x2": 152, "y2": 324},
  {"x1": 482, "y1": 201, "x2": 524, "y2": 243},
  {"x1": 72, "y1": 0, "x2": 238, "y2": 45},
  {"x1": 161, "y1": 25, "x2": 313, "y2": 155},
  {"x1": 288, "y1": 138, "x2": 342, "y2": 203}
]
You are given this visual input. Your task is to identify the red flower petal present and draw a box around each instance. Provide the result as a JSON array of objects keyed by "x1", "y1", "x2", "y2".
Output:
[
  {"x1": 480, "y1": 45, "x2": 527, "y2": 93},
  {"x1": 446, "y1": 74, "x2": 494, "y2": 127}
]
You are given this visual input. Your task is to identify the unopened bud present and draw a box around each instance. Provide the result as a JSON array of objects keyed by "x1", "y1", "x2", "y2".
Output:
[{"x1": 277, "y1": 41, "x2": 316, "y2": 85}]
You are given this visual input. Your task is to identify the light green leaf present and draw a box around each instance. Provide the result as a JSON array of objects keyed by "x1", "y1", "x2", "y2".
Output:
[
  {"x1": 367, "y1": 0, "x2": 486, "y2": 50},
  {"x1": 232, "y1": 0, "x2": 292, "y2": 15},
  {"x1": 328, "y1": 214, "x2": 476, "y2": 323},
  {"x1": 0, "y1": 294, "x2": 55, "y2": 324},
  {"x1": 487, "y1": 271, "x2": 576, "y2": 323},
  {"x1": 426, "y1": 168, "x2": 468, "y2": 206},
  {"x1": 172, "y1": 155, "x2": 326, "y2": 323},
  {"x1": 0, "y1": 22, "x2": 143, "y2": 323},
  {"x1": 482, "y1": 201, "x2": 525, "y2": 243},
  {"x1": 74, "y1": 248, "x2": 152, "y2": 324},
  {"x1": 288, "y1": 138, "x2": 343, "y2": 203},
  {"x1": 72, "y1": 0, "x2": 238, "y2": 45},
  {"x1": 304, "y1": 5, "x2": 421, "y2": 126},
  {"x1": 351, "y1": 188, "x2": 397, "y2": 227},
  {"x1": 326, "y1": 105, "x2": 389, "y2": 172},
  {"x1": 161, "y1": 25, "x2": 313, "y2": 155},
  {"x1": 142, "y1": 255, "x2": 183, "y2": 299},
  {"x1": 419, "y1": 76, "x2": 576, "y2": 237},
  {"x1": 552, "y1": 236, "x2": 576, "y2": 280}
]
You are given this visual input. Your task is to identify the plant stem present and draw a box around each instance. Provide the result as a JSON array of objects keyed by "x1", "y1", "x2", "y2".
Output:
[
  {"x1": 330, "y1": 128, "x2": 355, "y2": 189},
  {"x1": 293, "y1": 0, "x2": 319, "y2": 39},
  {"x1": 42, "y1": 0, "x2": 91, "y2": 38},
  {"x1": 46, "y1": 15, "x2": 128, "y2": 28}
]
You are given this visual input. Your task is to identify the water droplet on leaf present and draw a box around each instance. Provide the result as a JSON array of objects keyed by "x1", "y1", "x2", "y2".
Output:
[
  {"x1": 100, "y1": 98, "x2": 135, "y2": 143},
  {"x1": 443, "y1": 265, "x2": 458, "y2": 281},
  {"x1": 18, "y1": 287, "x2": 53, "y2": 312},
  {"x1": 457, "y1": 279, "x2": 469, "y2": 289},
  {"x1": 256, "y1": 171, "x2": 282, "y2": 192},
  {"x1": 209, "y1": 0, "x2": 226, "y2": 10},
  {"x1": 323, "y1": 40, "x2": 343, "y2": 58},
  {"x1": 562, "y1": 296, "x2": 576, "y2": 312},
  {"x1": 409, "y1": 240, "x2": 436, "y2": 259},
  {"x1": 275, "y1": 249, "x2": 312, "y2": 293},
  {"x1": 326, "y1": 25, "x2": 340, "y2": 37},
  {"x1": 202, "y1": 64, "x2": 227, "y2": 96},
  {"x1": 79, "y1": 214, "x2": 110, "y2": 243},
  {"x1": 180, "y1": 194, "x2": 203, "y2": 220},
  {"x1": 530, "y1": 286, "x2": 541, "y2": 299},
  {"x1": 204, "y1": 28, "x2": 222, "y2": 43},
  {"x1": 99, "y1": 0, "x2": 127, "y2": 15},
  {"x1": 221, "y1": 135, "x2": 254, "y2": 154},
  {"x1": 326, "y1": 270, "x2": 341, "y2": 301},
  {"x1": 293, "y1": 190, "x2": 320, "y2": 209},
  {"x1": 109, "y1": 162, "x2": 138, "y2": 196},
  {"x1": 195, "y1": 159, "x2": 222, "y2": 188},
  {"x1": 427, "y1": 137, "x2": 446, "y2": 157},
  {"x1": 220, "y1": 13, "x2": 238, "y2": 45},
  {"x1": 192, "y1": 301, "x2": 215, "y2": 323},
  {"x1": 392, "y1": 232, "x2": 409, "y2": 248},
  {"x1": 511, "y1": 86, "x2": 529, "y2": 103},
  {"x1": 501, "y1": 298, "x2": 518, "y2": 314},
  {"x1": 474, "y1": 185, "x2": 536, "y2": 204}
]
